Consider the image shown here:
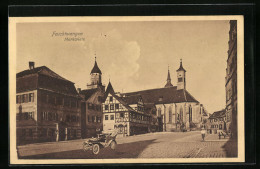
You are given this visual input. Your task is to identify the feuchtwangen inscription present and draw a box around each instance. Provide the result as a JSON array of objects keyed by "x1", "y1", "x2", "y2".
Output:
[{"x1": 51, "y1": 31, "x2": 85, "y2": 41}]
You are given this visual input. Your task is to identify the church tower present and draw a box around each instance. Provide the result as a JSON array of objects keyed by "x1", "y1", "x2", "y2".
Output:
[
  {"x1": 164, "y1": 66, "x2": 173, "y2": 88},
  {"x1": 176, "y1": 59, "x2": 186, "y2": 90},
  {"x1": 87, "y1": 56, "x2": 105, "y2": 91}
]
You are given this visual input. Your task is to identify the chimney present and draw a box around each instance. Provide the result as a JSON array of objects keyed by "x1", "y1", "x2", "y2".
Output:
[
  {"x1": 77, "y1": 88, "x2": 81, "y2": 93},
  {"x1": 29, "y1": 62, "x2": 35, "y2": 70}
]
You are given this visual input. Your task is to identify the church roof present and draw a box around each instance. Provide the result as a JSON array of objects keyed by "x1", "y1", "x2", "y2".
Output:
[
  {"x1": 122, "y1": 94, "x2": 143, "y2": 105},
  {"x1": 90, "y1": 60, "x2": 102, "y2": 74},
  {"x1": 123, "y1": 86, "x2": 199, "y2": 104}
]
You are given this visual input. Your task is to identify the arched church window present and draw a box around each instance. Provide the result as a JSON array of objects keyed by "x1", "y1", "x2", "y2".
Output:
[
  {"x1": 189, "y1": 106, "x2": 192, "y2": 122},
  {"x1": 169, "y1": 106, "x2": 172, "y2": 123},
  {"x1": 180, "y1": 107, "x2": 183, "y2": 122}
]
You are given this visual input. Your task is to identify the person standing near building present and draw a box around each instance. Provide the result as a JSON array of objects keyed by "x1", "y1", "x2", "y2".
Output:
[{"x1": 201, "y1": 127, "x2": 206, "y2": 141}]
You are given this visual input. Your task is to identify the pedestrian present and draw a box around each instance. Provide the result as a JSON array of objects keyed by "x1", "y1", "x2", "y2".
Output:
[{"x1": 201, "y1": 127, "x2": 206, "y2": 141}]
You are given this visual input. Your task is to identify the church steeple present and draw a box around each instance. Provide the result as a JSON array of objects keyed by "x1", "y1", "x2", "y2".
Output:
[
  {"x1": 176, "y1": 59, "x2": 186, "y2": 90},
  {"x1": 87, "y1": 54, "x2": 105, "y2": 91},
  {"x1": 90, "y1": 56, "x2": 102, "y2": 74},
  {"x1": 164, "y1": 65, "x2": 173, "y2": 88}
]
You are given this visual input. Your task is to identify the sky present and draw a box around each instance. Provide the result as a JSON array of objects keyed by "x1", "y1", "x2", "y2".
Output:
[{"x1": 16, "y1": 19, "x2": 230, "y2": 114}]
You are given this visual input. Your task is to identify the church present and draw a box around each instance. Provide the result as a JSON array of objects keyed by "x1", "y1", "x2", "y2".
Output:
[{"x1": 123, "y1": 60, "x2": 208, "y2": 132}]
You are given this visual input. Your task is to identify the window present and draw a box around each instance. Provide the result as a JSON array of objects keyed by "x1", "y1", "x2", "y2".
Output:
[
  {"x1": 115, "y1": 104, "x2": 119, "y2": 109},
  {"x1": 120, "y1": 113, "x2": 124, "y2": 118},
  {"x1": 110, "y1": 104, "x2": 114, "y2": 110},
  {"x1": 88, "y1": 103, "x2": 93, "y2": 109},
  {"x1": 158, "y1": 97, "x2": 163, "y2": 102},
  {"x1": 71, "y1": 115, "x2": 76, "y2": 122},
  {"x1": 110, "y1": 115, "x2": 114, "y2": 120},
  {"x1": 116, "y1": 113, "x2": 120, "y2": 118},
  {"x1": 105, "y1": 105, "x2": 109, "y2": 110},
  {"x1": 16, "y1": 95, "x2": 21, "y2": 104},
  {"x1": 178, "y1": 78, "x2": 183, "y2": 82},
  {"x1": 109, "y1": 96, "x2": 113, "y2": 102},
  {"x1": 92, "y1": 116, "x2": 95, "y2": 122},
  {"x1": 66, "y1": 115, "x2": 71, "y2": 122},
  {"x1": 49, "y1": 95, "x2": 55, "y2": 105},
  {"x1": 211, "y1": 125, "x2": 214, "y2": 128},
  {"x1": 214, "y1": 119, "x2": 217, "y2": 122},
  {"x1": 169, "y1": 106, "x2": 172, "y2": 123},
  {"x1": 95, "y1": 105, "x2": 101, "y2": 111},
  {"x1": 180, "y1": 107, "x2": 183, "y2": 122},
  {"x1": 105, "y1": 115, "x2": 109, "y2": 120},
  {"x1": 28, "y1": 129, "x2": 33, "y2": 137},
  {"x1": 71, "y1": 100, "x2": 76, "y2": 108},
  {"x1": 64, "y1": 98, "x2": 70, "y2": 107},
  {"x1": 189, "y1": 106, "x2": 192, "y2": 122},
  {"x1": 42, "y1": 112, "x2": 48, "y2": 120},
  {"x1": 219, "y1": 124, "x2": 222, "y2": 129},
  {"x1": 97, "y1": 116, "x2": 101, "y2": 123},
  {"x1": 22, "y1": 94, "x2": 28, "y2": 103},
  {"x1": 28, "y1": 112, "x2": 34, "y2": 119},
  {"x1": 28, "y1": 93, "x2": 34, "y2": 102},
  {"x1": 48, "y1": 112, "x2": 53, "y2": 121},
  {"x1": 56, "y1": 97, "x2": 63, "y2": 105}
]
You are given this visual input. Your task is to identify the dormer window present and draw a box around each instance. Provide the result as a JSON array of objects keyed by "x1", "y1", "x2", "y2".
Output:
[{"x1": 159, "y1": 96, "x2": 163, "y2": 102}]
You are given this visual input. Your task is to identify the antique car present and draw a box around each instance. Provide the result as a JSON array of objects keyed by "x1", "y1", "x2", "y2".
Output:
[{"x1": 82, "y1": 130, "x2": 118, "y2": 154}]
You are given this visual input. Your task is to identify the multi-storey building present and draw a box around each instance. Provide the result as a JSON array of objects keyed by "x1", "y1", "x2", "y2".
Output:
[
  {"x1": 124, "y1": 60, "x2": 207, "y2": 132},
  {"x1": 207, "y1": 109, "x2": 226, "y2": 134},
  {"x1": 225, "y1": 20, "x2": 237, "y2": 138},
  {"x1": 102, "y1": 82, "x2": 151, "y2": 137},
  {"x1": 79, "y1": 58, "x2": 104, "y2": 138},
  {"x1": 16, "y1": 62, "x2": 81, "y2": 145}
]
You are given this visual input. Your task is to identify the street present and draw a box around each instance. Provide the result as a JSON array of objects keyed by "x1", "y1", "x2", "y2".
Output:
[{"x1": 18, "y1": 131, "x2": 235, "y2": 159}]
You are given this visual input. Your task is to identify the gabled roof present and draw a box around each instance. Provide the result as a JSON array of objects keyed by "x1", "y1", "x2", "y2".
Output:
[
  {"x1": 123, "y1": 86, "x2": 199, "y2": 104},
  {"x1": 16, "y1": 66, "x2": 78, "y2": 96},
  {"x1": 103, "y1": 81, "x2": 114, "y2": 101},
  {"x1": 103, "y1": 82, "x2": 137, "y2": 112},
  {"x1": 17, "y1": 66, "x2": 72, "y2": 83},
  {"x1": 209, "y1": 109, "x2": 226, "y2": 119},
  {"x1": 90, "y1": 61, "x2": 102, "y2": 74}
]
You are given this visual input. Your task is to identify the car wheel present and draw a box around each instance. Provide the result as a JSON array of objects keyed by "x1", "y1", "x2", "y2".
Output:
[
  {"x1": 110, "y1": 141, "x2": 117, "y2": 150},
  {"x1": 92, "y1": 144, "x2": 100, "y2": 155},
  {"x1": 83, "y1": 144, "x2": 88, "y2": 151}
]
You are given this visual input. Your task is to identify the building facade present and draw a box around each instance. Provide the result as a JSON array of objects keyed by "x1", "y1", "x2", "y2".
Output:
[
  {"x1": 79, "y1": 58, "x2": 104, "y2": 138},
  {"x1": 16, "y1": 62, "x2": 81, "y2": 145},
  {"x1": 103, "y1": 82, "x2": 151, "y2": 137},
  {"x1": 207, "y1": 109, "x2": 227, "y2": 134},
  {"x1": 225, "y1": 20, "x2": 237, "y2": 138},
  {"x1": 124, "y1": 60, "x2": 207, "y2": 132}
]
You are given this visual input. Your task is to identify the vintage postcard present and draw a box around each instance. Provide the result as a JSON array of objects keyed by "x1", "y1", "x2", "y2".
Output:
[{"x1": 9, "y1": 16, "x2": 244, "y2": 164}]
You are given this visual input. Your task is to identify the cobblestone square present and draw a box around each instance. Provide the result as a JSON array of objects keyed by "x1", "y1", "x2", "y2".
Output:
[{"x1": 18, "y1": 131, "x2": 236, "y2": 159}]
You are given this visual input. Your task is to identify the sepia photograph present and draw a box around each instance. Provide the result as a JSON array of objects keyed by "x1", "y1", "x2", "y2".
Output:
[{"x1": 9, "y1": 16, "x2": 244, "y2": 164}]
